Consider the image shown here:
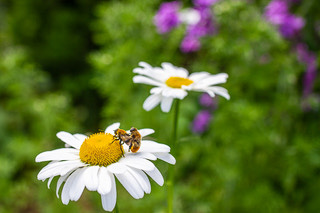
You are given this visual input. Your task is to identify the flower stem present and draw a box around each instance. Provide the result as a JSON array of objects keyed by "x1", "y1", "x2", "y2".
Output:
[
  {"x1": 167, "y1": 100, "x2": 180, "y2": 213},
  {"x1": 114, "y1": 203, "x2": 119, "y2": 213}
]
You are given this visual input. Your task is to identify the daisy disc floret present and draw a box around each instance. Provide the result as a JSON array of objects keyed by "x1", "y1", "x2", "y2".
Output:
[
  {"x1": 35, "y1": 123, "x2": 175, "y2": 212},
  {"x1": 133, "y1": 62, "x2": 230, "y2": 112}
]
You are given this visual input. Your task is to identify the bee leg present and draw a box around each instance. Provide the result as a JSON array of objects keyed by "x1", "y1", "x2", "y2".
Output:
[
  {"x1": 120, "y1": 145, "x2": 125, "y2": 157},
  {"x1": 128, "y1": 144, "x2": 133, "y2": 152},
  {"x1": 117, "y1": 140, "x2": 125, "y2": 157},
  {"x1": 110, "y1": 137, "x2": 118, "y2": 144}
]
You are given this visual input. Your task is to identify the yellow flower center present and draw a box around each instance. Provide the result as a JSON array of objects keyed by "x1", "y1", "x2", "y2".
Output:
[
  {"x1": 165, "y1": 77, "x2": 194, "y2": 88},
  {"x1": 79, "y1": 132, "x2": 123, "y2": 166}
]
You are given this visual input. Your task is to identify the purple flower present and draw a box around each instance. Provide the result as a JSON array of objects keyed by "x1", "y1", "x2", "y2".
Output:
[
  {"x1": 192, "y1": 110, "x2": 212, "y2": 134},
  {"x1": 154, "y1": 1, "x2": 181, "y2": 34},
  {"x1": 187, "y1": 7, "x2": 216, "y2": 38},
  {"x1": 265, "y1": 0, "x2": 289, "y2": 25},
  {"x1": 279, "y1": 15, "x2": 304, "y2": 38},
  {"x1": 180, "y1": 35, "x2": 201, "y2": 53},
  {"x1": 193, "y1": 0, "x2": 218, "y2": 7},
  {"x1": 265, "y1": 0, "x2": 304, "y2": 38},
  {"x1": 199, "y1": 93, "x2": 215, "y2": 108},
  {"x1": 296, "y1": 43, "x2": 316, "y2": 65},
  {"x1": 303, "y1": 65, "x2": 317, "y2": 97},
  {"x1": 180, "y1": 7, "x2": 216, "y2": 52},
  {"x1": 296, "y1": 43, "x2": 318, "y2": 97}
]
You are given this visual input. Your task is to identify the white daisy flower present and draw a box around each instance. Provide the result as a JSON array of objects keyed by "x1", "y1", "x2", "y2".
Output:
[
  {"x1": 35, "y1": 123, "x2": 175, "y2": 212},
  {"x1": 133, "y1": 62, "x2": 230, "y2": 112}
]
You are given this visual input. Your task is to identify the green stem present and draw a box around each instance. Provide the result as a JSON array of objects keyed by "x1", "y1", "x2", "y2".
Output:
[
  {"x1": 114, "y1": 203, "x2": 119, "y2": 213},
  {"x1": 167, "y1": 100, "x2": 180, "y2": 213}
]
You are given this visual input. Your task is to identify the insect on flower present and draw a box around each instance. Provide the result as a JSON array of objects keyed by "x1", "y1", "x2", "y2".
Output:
[
  {"x1": 35, "y1": 122, "x2": 176, "y2": 212},
  {"x1": 113, "y1": 127, "x2": 142, "y2": 154},
  {"x1": 128, "y1": 127, "x2": 142, "y2": 152}
]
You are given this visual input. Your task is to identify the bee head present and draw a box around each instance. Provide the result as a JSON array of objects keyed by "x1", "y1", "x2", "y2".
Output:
[{"x1": 130, "y1": 127, "x2": 137, "y2": 132}]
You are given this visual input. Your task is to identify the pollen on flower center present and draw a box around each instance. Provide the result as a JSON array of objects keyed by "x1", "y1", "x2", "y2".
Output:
[
  {"x1": 165, "y1": 76, "x2": 194, "y2": 88},
  {"x1": 79, "y1": 132, "x2": 123, "y2": 166}
]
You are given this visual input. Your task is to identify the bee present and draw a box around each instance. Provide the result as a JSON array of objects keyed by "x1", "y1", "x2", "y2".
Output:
[
  {"x1": 128, "y1": 127, "x2": 141, "y2": 153},
  {"x1": 112, "y1": 127, "x2": 142, "y2": 155}
]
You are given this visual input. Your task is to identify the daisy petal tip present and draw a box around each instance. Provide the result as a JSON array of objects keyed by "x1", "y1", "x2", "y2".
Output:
[
  {"x1": 56, "y1": 131, "x2": 67, "y2": 138},
  {"x1": 138, "y1": 61, "x2": 149, "y2": 67},
  {"x1": 171, "y1": 158, "x2": 176, "y2": 165},
  {"x1": 133, "y1": 68, "x2": 141, "y2": 73},
  {"x1": 132, "y1": 76, "x2": 140, "y2": 83},
  {"x1": 105, "y1": 122, "x2": 121, "y2": 134},
  {"x1": 143, "y1": 106, "x2": 152, "y2": 112},
  {"x1": 139, "y1": 128, "x2": 155, "y2": 138},
  {"x1": 161, "y1": 62, "x2": 173, "y2": 67},
  {"x1": 162, "y1": 109, "x2": 170, "y2": 113},
  {"x1": 35, "y1": 155, "x2": 41, "y2": 163}
]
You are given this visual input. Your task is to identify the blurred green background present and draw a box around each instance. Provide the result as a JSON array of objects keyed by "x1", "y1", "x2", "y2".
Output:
[{"x1": 0, "y1": 0, "x2": 320, "y2": 212}]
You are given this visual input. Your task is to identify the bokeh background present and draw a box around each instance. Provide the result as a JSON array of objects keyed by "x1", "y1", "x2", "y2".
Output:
[{"x1": 1, "y1": 0, "x2": 320, "y2": 212}]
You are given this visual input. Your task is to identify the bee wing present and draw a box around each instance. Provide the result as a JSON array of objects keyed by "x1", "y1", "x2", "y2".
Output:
[{"x1": 141, "y1": 136, "x2": 155, "y2": 141}]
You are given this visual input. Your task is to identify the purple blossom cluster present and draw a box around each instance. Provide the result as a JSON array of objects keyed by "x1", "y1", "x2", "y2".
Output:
[
  {"x1": 265, "y1": 0, "x2": 318, "y2": 108},
  {"x1": 154, "y1": 1, "x2": 181, "y2": 34},
  {"x1": 296, "y1": 43, "x2": 317, "y2": 98},
  {"x1": 265, "y1": 0, "x2": 304, "y2": 38},
  {"x1": 154, "y1": 0, "x2": 217, "y2": 53},
  {"x1": 192, "y1": 93, "x2": 217, "y2": 134}
]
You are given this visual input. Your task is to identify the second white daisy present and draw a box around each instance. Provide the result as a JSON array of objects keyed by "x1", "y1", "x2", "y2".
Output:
[{"x1": 133, "y1": 62, "x2": 230, "y2": 112}]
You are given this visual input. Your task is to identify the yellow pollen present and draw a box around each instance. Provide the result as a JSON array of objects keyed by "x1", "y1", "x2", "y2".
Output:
[
  {"x1": 79, "y1": 132, "x2": 123, "y2": 166},
  {"x1": 165, "y1": 77, "x2": 194, "y2": 88}
]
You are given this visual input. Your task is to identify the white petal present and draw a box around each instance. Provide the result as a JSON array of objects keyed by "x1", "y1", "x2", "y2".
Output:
[
  {"x1": 120, "y1": 156, "x2": 155, "y2": 171},
  {"x1": 127, "y1": 167, "x2": 151, "y2": 194},
  {"x1": 162, "y1": 88, "x2": 188, "y2": 99},
  {"x1": 188, "y1": 72, "x2": 211, "y2": 81},
  {"x1": 206, "y1": 90, "x2": 216, "y2": 98},
  {"x1": 143, "y1": 94, "x2": 162, "y2": 111},
  {"x1": 138, "y1": 61, "x2": 152, "y2": 69},
  {"x1": 115, "y1": 171, "x2": 144, "y2": 199},
  {"x1": 38, "y1": 160, "x2": 85, "y2": 180},
  {"x1": 73, "y1": 134, "x2": 87, "y2": 143},
  {"x1": 153, "y1": 153, "x2": 176, "y2": 164},
  {"x1": 126, "y1": 152, "x2": 157, "y2": 161},
  {"x1": 195, "y1": 73, "x2": 228, "y2": 87},
  {"x1": 150, "y1": 87, "x2": 164, "y2": 95},
  {"x1": 139, "y1": 140, "x2": 170, "y2": 153},
  {"x1": 107, "y1": 162, "x2": 128, "y2": 174},
  {"x1": 145, "y1": 167, "x2": 164, "y2": 186},
  {"x1": 61, "y1": 170, "x2": 80, "y2": 205},
  {"x1": 133, "y1": 64, "x2": 168, "y2": 82},
  {"x1": 105, "y1": 122, "x2": 120, "y2": 134},
  {"x1": 138, "y1": 128, "x2": 155, "y2": 137},
  {"x1": 161, "y1": 62, "x2": 189, "y2": 78},
  {"x1": 133, "y1": 76, "x2": 163, "y2": 87},
  {"x1": 97, "y1": 167, "x2": 112, "y2": 195},
  {"x1": 35, "y1": 148, "x2": 79, "y2": 162},
  {"x1": 160, "y1": 97, "x2": 174, "y2": 113},
  {"x1": 56, "y1": 131, "x2": 81, "y2": 149},
  {"x1": 83, "y1": 166, "x2": 99, "y2": 191},
  {"x1": 69, "y1": 168, "x2": 86, "y2": 201},
  {"x1": 47, "y1": 176, "x2": 54, "y2": 189},
  {"x1": 208, "y1": 86, "x2": 230, "y2": 100},
  {"x1": 56, "y1": 171, "x2": 72, "y2": 198},
  {"x1": 101, "y1": 174, "x2": 117, "y2": 211}
]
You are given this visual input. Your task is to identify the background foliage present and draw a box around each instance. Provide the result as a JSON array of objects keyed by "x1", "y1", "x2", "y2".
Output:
[{"x1": 0, "y1": 0, "x2": 319, "y2": 212}]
